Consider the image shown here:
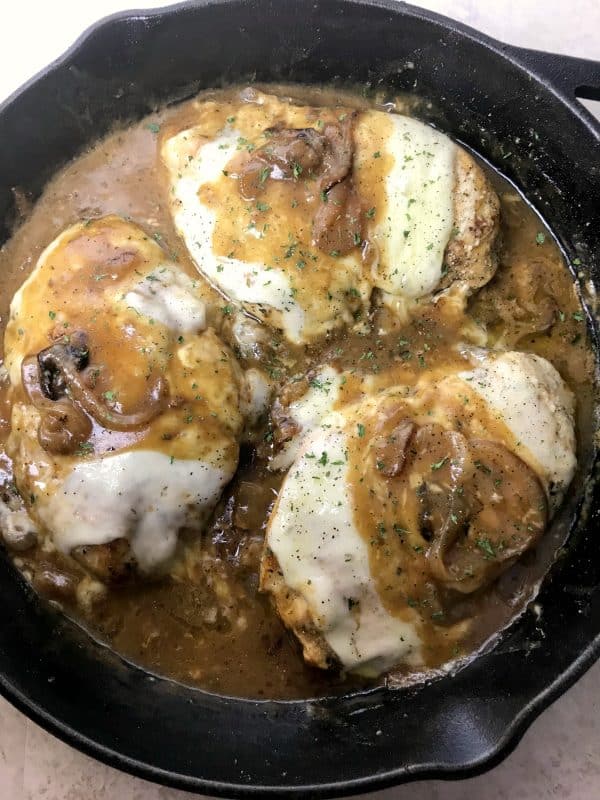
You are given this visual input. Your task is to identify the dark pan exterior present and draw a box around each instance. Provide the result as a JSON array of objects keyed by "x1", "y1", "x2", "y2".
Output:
[{"x1": 0, "y1": 1, "x2": 599, "y2": 795}]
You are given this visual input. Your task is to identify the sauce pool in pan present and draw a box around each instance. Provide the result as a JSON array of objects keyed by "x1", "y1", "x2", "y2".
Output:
[{"x1": 0, "y1": 85, "x2": 592, "y2": 699}]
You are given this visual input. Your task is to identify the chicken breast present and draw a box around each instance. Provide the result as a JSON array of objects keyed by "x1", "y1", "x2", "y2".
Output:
[
  {"x1": 5, "y1": 216, "x2": 261, "y2": 579},
  {"x1": 261, "y1": 350, "x2": 576, "y2": 674},
  {"x1": 162, "y1": 90, "x2": 500, "y2": 345}
]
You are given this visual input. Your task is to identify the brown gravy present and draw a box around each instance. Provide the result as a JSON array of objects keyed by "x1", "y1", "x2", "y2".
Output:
[{"x1": 0, "y1": 85, "x2": 592, "y2": 699}]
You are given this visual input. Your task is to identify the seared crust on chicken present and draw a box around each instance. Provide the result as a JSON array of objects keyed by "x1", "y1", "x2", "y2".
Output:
[
  {"x1": 441, "y1": 148, "x2": 501, "y2": 292},
  {"x1": 259, "y1": 548, "x2": 338, "y2": 671}
]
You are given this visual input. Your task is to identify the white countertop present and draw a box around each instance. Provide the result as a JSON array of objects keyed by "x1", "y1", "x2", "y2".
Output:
[{"x1": 0, "y1": 1, "x2": 598, "y2": 798}]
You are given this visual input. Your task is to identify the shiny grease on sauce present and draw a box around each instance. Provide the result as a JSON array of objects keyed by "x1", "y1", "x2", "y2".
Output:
[{"x1": 0, "y1": 85, "x2": 592, "y2": 699}]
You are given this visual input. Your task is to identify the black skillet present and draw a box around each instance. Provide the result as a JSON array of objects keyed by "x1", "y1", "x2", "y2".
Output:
[{"x1": 0, "y1": 1, "x2": 599, "y2": 796}]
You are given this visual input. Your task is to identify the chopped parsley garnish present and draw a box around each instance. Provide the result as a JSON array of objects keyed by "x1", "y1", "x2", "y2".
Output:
[
  {"x1": 256, "y1": 201, "x2": 270, "y2": 212},
  {"x1": 145, "y1": 122, "x2": 160, "y2": 134},
  {"x1": 572, "y1": 311, "x2": 584, "y2": 322},
  {"x1": 476, "y1": 537, "x2": 496, "y2": 559},
  {"x1": 535, "y1": 232, "x2": 546, "y2": 245},
  {"x1": 103, "y1": 390, "x2": 117, "y2": 402},
  {"x1": 258, "y1": 166, "x2": 270, "y2": 184},
  {"x1": 48, "y1": 310, "x2": 56, "y2": 320},
  {"x1": 308, "y1": 377, "x2": 332, "y2": 392},
  {"x1": 366, "y1": 207, "x2": 376, "y2": 219},
  {"x1": 292, "y1": 162, "x2": 303, "y2": 179},
  {"x1": 221, "y1": 304, "x2": 233, "y2": 315},
  {"x1": 319, "y1": 451, "x2": 328, "y2": 466},
  {"x1": 357, "y1": 423, "x2": 366, "y2": 438},
  {"x1": 431, "y1": 456, "x2": 448, "y2": 471}
]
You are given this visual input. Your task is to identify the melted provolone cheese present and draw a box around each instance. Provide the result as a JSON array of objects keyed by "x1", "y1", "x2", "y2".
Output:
[
  {"x1": 270, "y1": 365, "x2": 343, "y2": 470},
  {"x1": 40, "y1": 451, "x2": 229, "y2": 573},
  {"x1": 354, "y1": 112, "x2": 456, "y2": 298},
  {"x1": 458, "y1": 351, "x2": 577, "y2": 499},
  {"x1": 123, "y1": 267, "x2": 207, "y2": 333},
  {"x1": 267, "y1": 417, "x2": 422, "y2": 674}
]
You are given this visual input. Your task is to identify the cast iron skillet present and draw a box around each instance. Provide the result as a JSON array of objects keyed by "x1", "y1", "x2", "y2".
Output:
[{"x1": 0, "y1": 1, "x2": 599, "y2": 796}]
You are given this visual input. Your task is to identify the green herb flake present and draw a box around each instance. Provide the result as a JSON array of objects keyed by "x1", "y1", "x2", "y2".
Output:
[
  {"x1": 48, "y1": 310, "x2": 56, "y2": 320},
  {"x1": 572, "y1": 311, "x2": 585, "y2": 322},
  {"x1": 476, "y1": 537, "x2": 497, "y2": 559},
  {"x1": 357, "y1": 423, "x2": 366, "y2": 438},
  {"x1": 431, "y1": 456, "x2": 448, "y2": 471},
  {"x1": 366, "y1": 207, "x2": 376, "y2": 219},
  {"x1": 221, "y1": 304, "x2": 233, "y2": 315},
  {"x1": 256, "y1": 201, "x2": 270, "y2": 212},
  {"x1": 145, "y1": 122, "x2": 160, "y2": 134},
  {"x1": 535, "y1": 232, "x2": 546, "y2": 245}
]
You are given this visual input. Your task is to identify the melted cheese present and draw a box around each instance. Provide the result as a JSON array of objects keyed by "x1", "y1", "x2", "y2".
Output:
[
  {"x1": 123, "y1": 267, "x2": 207, "y2": 333},
  {"x1": 458, "y1": 351, "x2": 577, "y2": 499},
  {"x1": 354, "y1": 112, "x2": 456, "y2": 298},
  {"x1": 5, "y1": 217, "x2": 249, "y2": 573},
  {"x1": 267, "y1": 416, "x2": 422, "y2": 674},
  {"x1": 270, "y1": 365, "x2": 343, "y2": 470},
  {"x1": 39, "y1": 451, "x2": 229, "y2": 573},
  {"x1": 265, "y1": 347, "x2": 576, "y2": 672},
  {"x1": 162, "y1": 95, "x2": 371, "y2": 345},
  {"x1": 163, "y1": 92, "x2": 460, "y2": 345}
]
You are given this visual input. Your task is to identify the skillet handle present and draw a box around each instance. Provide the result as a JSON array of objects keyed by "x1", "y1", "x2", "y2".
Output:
[{"x1": 507, "y1": 46, "x2": 600, "y2": 101}]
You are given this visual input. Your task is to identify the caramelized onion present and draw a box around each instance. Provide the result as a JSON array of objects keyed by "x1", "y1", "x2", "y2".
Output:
[
  {"x1": 371, "y1": 417, "x2": 415, "y2": 478},
  {"x1": 236, "y1": 115, "x2": 361, "y2": 257},
  {"x1": 21, "y1": 332, "x2": 169, "y2": 454},
  {"x1": 37, "y1": 336, "x2": 168, "y2": 432},
  {"x1": 59, "y1": 359, "x2": 167, "y2": 431},
  {"x1": 426, "y1": 438, "x2": 547, "y2": 593},
  {"x1": 238, "y1": 128, "x2": 325, "y2": 199},
  {"x1": 318, "y1": 115, "x2": 355, "y2": 192},
  {"x1": 312, "y1": 178, "x2": 363, "y2": 256}
]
